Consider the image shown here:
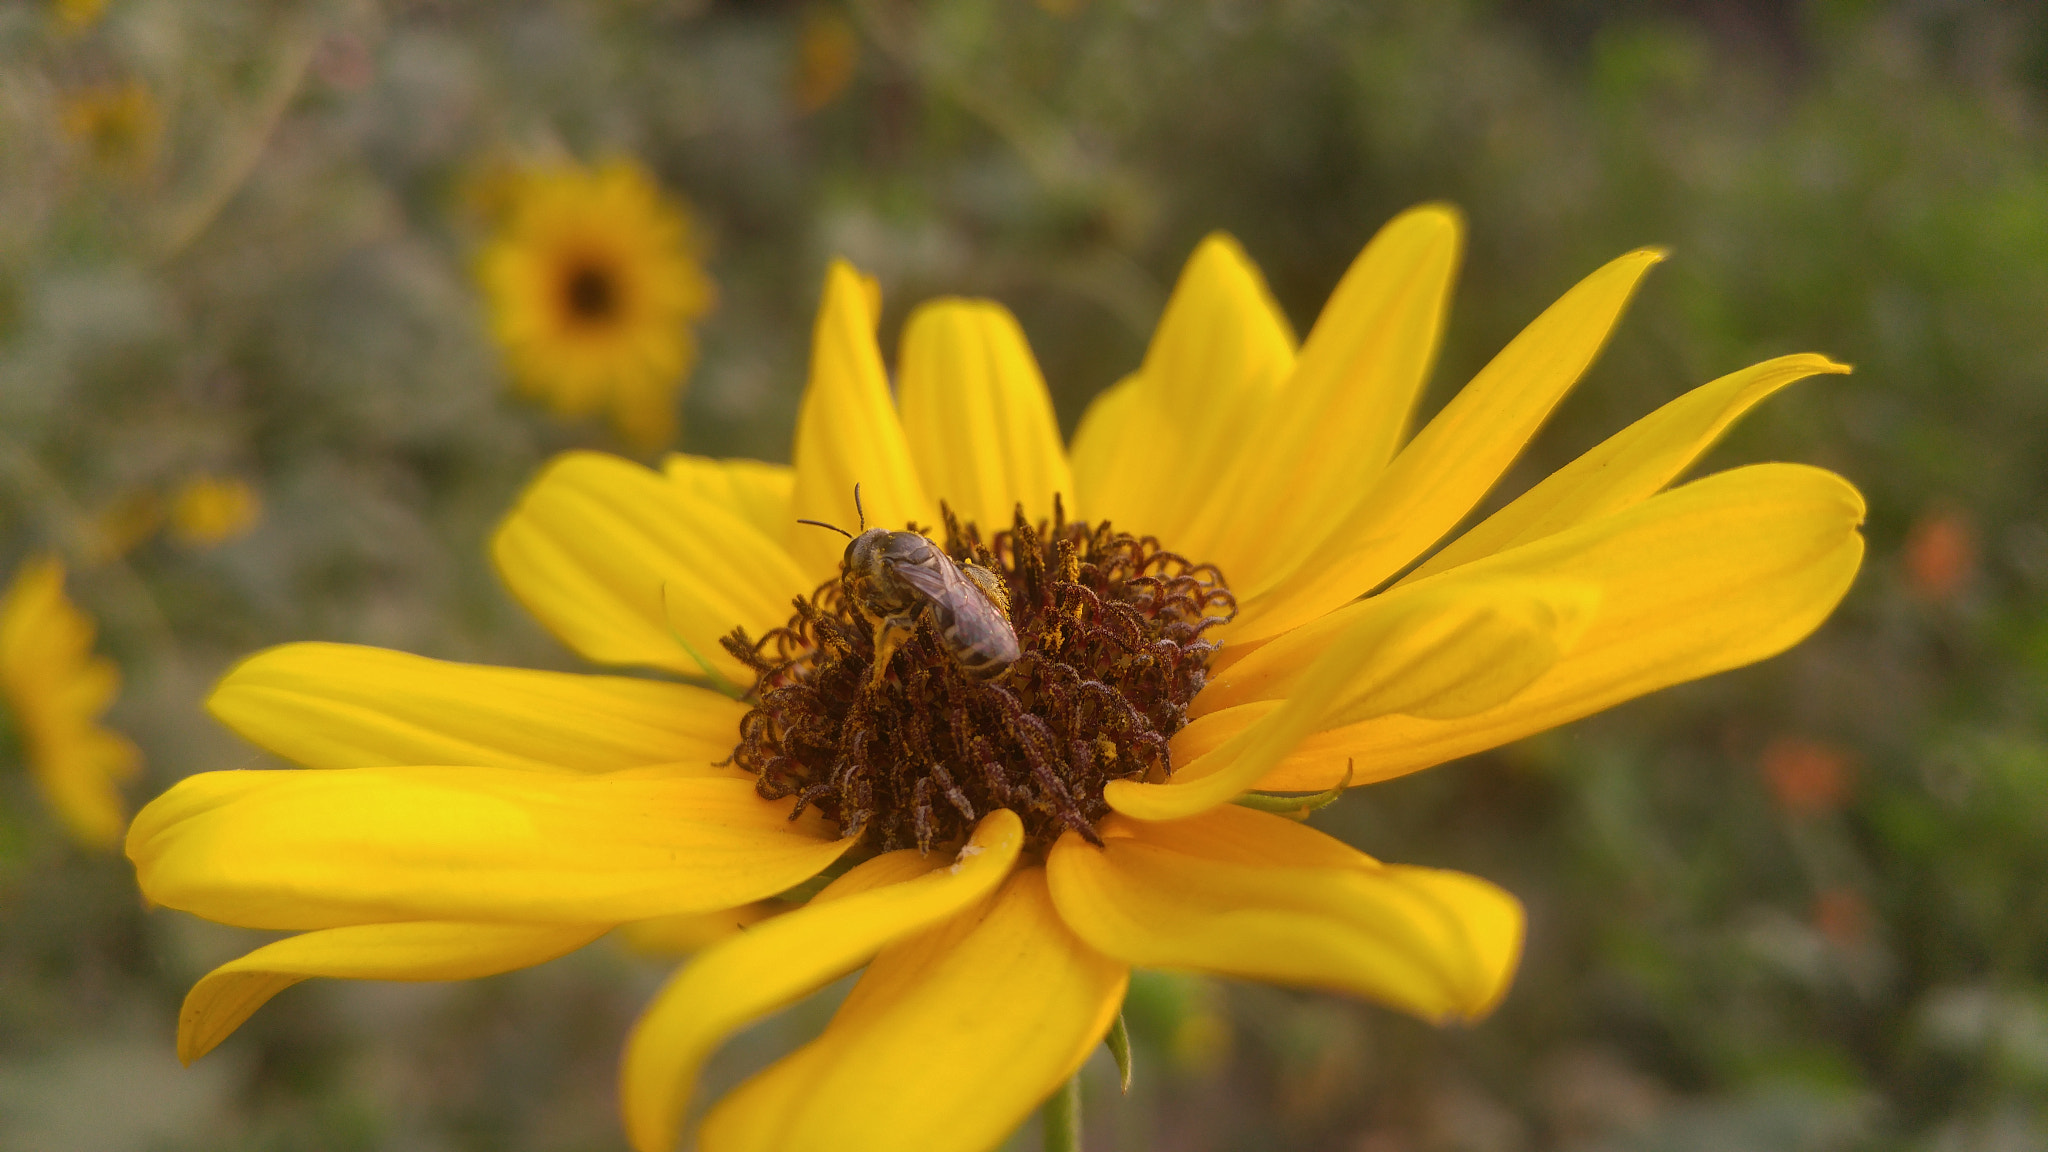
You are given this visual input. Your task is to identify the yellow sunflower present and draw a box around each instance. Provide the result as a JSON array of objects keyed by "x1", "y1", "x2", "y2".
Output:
[
  {"x1": 3, "y1": 555, "x2": 140, "y2": 849},
  {"x1": 477, "y1": 160, "x2": 716, "y2": 450},
  {"x1": 127, "y1": 206, "x2": 1864, "y2": 1152}
]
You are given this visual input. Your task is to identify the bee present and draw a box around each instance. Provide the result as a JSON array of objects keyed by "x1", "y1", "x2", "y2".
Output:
[{"x1": 799, "y1": 486, "x2": 1020, "y2": 688}]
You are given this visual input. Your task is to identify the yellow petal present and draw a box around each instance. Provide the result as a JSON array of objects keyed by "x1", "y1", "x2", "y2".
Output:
[
  {"x1": 1108, "y1": 577, "x2": 1597, "y2": 821},
  {"x1": 1047, "y1": 808, "x2": 1522, "y2": 1022},
  {"x1": 1195, "y1": 463, "x2": 1865, "y2": 791},
  {"x1": 789, "y1": 261, "x2": 935, "y2": 576},
  {"x1": 1070, "y1": 234, "x2": 1295, "y2": 540},
  {"x1": 1176, "y1": 206, "x2": 1461, "y2": 589},
  {"x1": 620, "y1": 810, "x2": 1023, "y2": 1152},
  {"x1": 1402, "y1": 353, "x2": 1852, "y2": 583},
  {"x1": 1065, "y1": 374, "x2": 1141, "y2": 526},
  {"x1": 1232, "y1": 248, "x2": 1665, "y2": 642},
  {"x1": 896, "y1": 299, "x2": 1074, "y2": 531},
  {"x1": 491, "y1": 451, "x2": 812, "y2": 682},
  {"x1": 128, "y1": 768, "x2": 851, "y2": 930},
  {"x1": 179, "y1": 920, "x2": 605, "y2": 1064},
  {"x1": 207, "y1": 642, "x2": 749, "y2": 774},
  {"x1": 699, "y1": 868, "x2": 1127, "y2": 1152},
  {"x1": 661, "y1": 453, "x2": 797, "y2": 550}
]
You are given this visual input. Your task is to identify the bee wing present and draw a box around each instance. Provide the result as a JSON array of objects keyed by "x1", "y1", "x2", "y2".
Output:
[{"x1": 889, "y1": 553, "x2": 969, "y2": 603}]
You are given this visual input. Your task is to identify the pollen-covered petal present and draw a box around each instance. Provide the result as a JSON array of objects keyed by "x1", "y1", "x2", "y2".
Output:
[
  {"x1": 207, "y1": 642, "x2": 750, "y2": 774},
  {"x1": 128, "y1": 768, "x2": 851, "y2": 930},
  {"x1": 1402, "y1": 353, "x2": 1852, "y2": 583},
  {"x1": 1108, "y1": 577, "x2": 1597, "y2": 821},
  {"x1": 697, "y1": 868, "x2": 1127, "y2": 1152},
  {"x1": 620, "y1": 810, "x2": 1024, "y2": 1152},
  {"x1": 1204, "y1": 463, "x2": 1865, "y2": 791},
  {"x1": 492, "y1": 451, "x2": 812, "y2": 682},
  {"x1": 662, "y1": 453, "x2": 796, "y2": 549},
  {"x1": 1070, "y1": 234, "x2": 1295, "y2": 540},
  {"x1": 178, "y1": 920, "x2": 605, "y2": 1065},
  {"x1": 897, "y1": 299, "x2": 1073, "y2": 531},
  {"x1": 1047, "y1": 807, "x2": 1522, "y2": 1023},
  {"x1": 790, "y1": 261, "x2": 935, "y2": 577},
  {"x1": 1231, "y1": 248, "x2": 1665, "y2": 643},
  {"x1": 1176, "y1": 206, "x2": 1460, "y2": 588}
]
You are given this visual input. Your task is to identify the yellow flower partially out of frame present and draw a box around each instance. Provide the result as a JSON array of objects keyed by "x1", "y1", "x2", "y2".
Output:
[
  {"x1": 128, "y1": 205, "x2": 1864, "y2": 1152},
  {"x1": 3, "y1": 555, "x2": 140, "y2": 849},
  {"x1": 477, "y1": 160, "x2": 716, "y2": 450}
]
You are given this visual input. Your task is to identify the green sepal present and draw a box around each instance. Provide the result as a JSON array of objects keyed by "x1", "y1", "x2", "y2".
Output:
[
  {"x1": 1231, "y1": 760, "x2": 1354, "y2": 820},
  {"x1": 1105, "y1": 1012, "x2": 1133, "y2": 1094}
]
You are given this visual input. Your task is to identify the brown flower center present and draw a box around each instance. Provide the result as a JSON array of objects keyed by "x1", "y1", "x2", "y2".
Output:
[
  {"x1": 723, "y1": 501, "x2": 1235, "y2": 853},
  {"x1": 561, "y1": 261, "x2": 620, "y2": 323}
]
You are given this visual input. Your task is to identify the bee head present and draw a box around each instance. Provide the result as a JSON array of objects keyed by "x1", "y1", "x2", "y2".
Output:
[{"x1": 843, "y1": 527, "x2": 895, "y2": 574}]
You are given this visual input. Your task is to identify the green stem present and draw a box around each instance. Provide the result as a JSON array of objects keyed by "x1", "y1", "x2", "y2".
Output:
[{"x1": 1040, "y1": 1074, "x2": 1081, "y2": 1152}]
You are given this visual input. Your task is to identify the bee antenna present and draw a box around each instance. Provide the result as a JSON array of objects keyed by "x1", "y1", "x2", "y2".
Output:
[
  {"x1": 795, "y1": 518, "x2": 854, "y2": 540},
  {"x1": 852, "y1": 483, "x2": 866, "y2": 532}
]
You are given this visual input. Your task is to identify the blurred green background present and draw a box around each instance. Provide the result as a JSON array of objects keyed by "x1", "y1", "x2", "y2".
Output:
[{"x1": 4, "y1": 0, "x2": 2048, "y2": 1149}]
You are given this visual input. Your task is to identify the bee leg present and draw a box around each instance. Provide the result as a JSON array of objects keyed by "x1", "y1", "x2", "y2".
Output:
[
  {"x1": 961, "y1": 563, "x2": 1012, "y2": 619},
  {"x1": 867, "y1": 614, "x2": 916, "y2": 688}
]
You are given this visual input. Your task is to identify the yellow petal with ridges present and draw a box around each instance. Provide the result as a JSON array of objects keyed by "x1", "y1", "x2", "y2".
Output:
[
  {"x1": 699, "y1": 868, "x2": 1127, "y2": 1152},
  {"x1": 790, "y1": 261, "x2": 935, "y2": 576},
  {"x1": 1402, "y1": 353, "x2": 1852, "y2": 584},
  {"x1": 492, "y1": 451, "x2": 811, "y2": 682},
  {"x1": 1108, "y1": 577, "x2": 1595, "y2": 821},
  {"x1": 207, "y1": 642, "x2": 750, "y2": 774},
  {"x1": 897, "y1": 299, "x2": 1074, "y2": 532},
  {"x1": 1071, "y1": 234, "x2": 1295, "y2": 541},
  {"x1": 1065, "y1": 374, "x2": 1137, "y2": 526},
  {"x1": 1176, "y1": 206, "x2": 1461, "y2": 588},
  {"x1": 128, "y1": 768, "x2": 851, "y2": 930},
  {"x1": 1183, "y1": 463, "x2": 1866, "y2": 791},
  {"x1": 179, "y1": 920, "x2": 605, "y2": 1065},
  {"x1": 1047, "y1": 808, "x2": 1522, "y2": 1023},
  {"x1": 1232, "y1": 248, "x2": 1665, "y2": 642},
  {"x1": 661, "y1": 454, "x2": 797, "y2": 553},
  {"x1": 620, "y1": 810, "x2": 1023, "y2": 1152}
]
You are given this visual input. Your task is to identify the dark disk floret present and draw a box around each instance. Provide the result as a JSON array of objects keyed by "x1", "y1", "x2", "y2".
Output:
[{"x1": 723, "y1": 500, "x2": 1236, "y2": 853}]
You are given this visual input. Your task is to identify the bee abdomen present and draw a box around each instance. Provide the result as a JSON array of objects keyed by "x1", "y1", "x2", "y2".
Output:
[{"x1": 929, "y1": 603, "x2": 1020, "y2": 679}]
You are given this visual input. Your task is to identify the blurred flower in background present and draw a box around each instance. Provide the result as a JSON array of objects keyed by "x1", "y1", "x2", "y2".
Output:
[
  {"x1": 0, "y1": 555, "x2": 138, "y2": 849},
  {"x1": 51, "y1": 0, "x2": 106, "y2": 36},
  {"x1": 166, "y1": 474, "x2": 260, "y2": 547},
  {"x1": 60, "y1": 80, "x2": 161, "y2": 176},
  {"x1": 476, "y1": 161, "x2": 716, "y2": 451}
]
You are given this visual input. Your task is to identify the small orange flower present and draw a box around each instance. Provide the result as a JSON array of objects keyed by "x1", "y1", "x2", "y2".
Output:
[
  {"x1": 1904, "y1": 507, "x2": 1975, "y2": 602},
  {"x1": 1813, "y1": 888, "x2": 1869, "y2": 947},
  {"x1": 1760, "y1": 736, "x2": 1853, "y2": 816},
  {"x1": 793, "y1": 9, "x2": 859, "y2": 114}
]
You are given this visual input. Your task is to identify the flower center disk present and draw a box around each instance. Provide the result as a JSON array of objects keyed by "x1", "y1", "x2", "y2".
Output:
[
  {"x1": 562, "y1": 261, "x2": 620, "y2": 323},
  {"x1": 724, "y1": 503, "x2": 1236, "y2": 853}
]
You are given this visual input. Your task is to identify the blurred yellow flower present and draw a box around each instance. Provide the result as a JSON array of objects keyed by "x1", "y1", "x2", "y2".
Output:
[
  {"x1": 168, "y1": 474, "x2": 261, "y2": 547},
  {"x1": 61, "y1": 80, "x2": 160, "y2": 173},
  {"x1": 793, "y1": 8, "x2": 859, "y2": 113},
  {"x1": 2, "y1": 556, "x2": 139, "y2": 850},
  {"x1": 129, "y1": 207, "x2": 1864, "y2": 1151},
  {"x1": 477, "y1": 161, "x2": 716, "y2": 450},
  {"x1": 53, "y1": 0, "x2": 107, "y2": 34}
]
